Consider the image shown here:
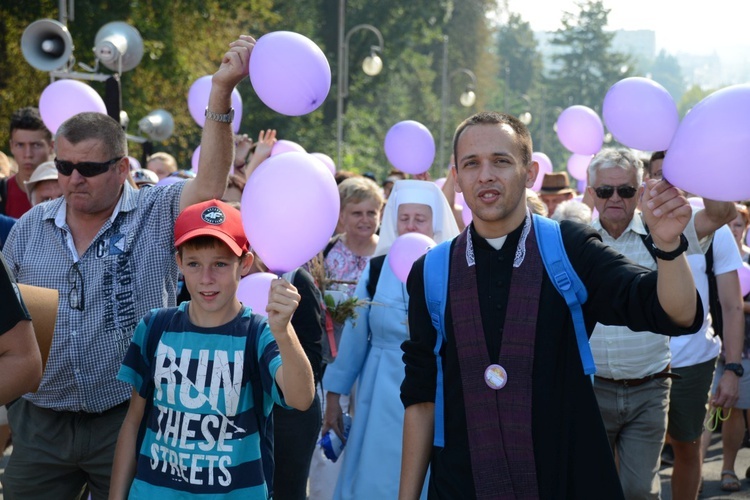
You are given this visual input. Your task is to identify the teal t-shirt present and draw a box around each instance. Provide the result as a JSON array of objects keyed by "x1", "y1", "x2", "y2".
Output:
[{"x1": 118, "y1": 302, "x2": 285, "y2": 499}]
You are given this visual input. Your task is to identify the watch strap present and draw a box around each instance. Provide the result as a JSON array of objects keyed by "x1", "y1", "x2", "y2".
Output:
[
  {"x1": 725, "y1": 362, "x2": 744, "y2": 377},
  {"x1": 645, "y1": 233, "x2": 689, "y2": 261},
  {"x1": 204, "y1": 107, "x2": 234, "y2": 124}
]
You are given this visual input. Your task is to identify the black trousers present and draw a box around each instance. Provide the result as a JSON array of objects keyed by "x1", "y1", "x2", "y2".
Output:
[{"x1": 273, "y1": 392, "x2": 322, "y2": 499}]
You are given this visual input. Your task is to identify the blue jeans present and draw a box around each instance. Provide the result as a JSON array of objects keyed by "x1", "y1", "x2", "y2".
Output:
[{"x1": 594, "y1": 377, "x2": 671, "y2": 500}]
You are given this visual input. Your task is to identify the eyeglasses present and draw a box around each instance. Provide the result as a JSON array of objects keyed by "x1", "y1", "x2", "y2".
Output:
[
  {"x1": 68, "y1": 261, "x2": 85, "y2": 311},
  {"x1": 594, "y1": 184, "x2": 638, "y2": 199},
  {"x1": 54, "y1": 157, "x2": 122, "y2": 177}
]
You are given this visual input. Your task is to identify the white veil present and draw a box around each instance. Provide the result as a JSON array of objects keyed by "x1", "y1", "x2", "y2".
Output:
[{"x1": 373, "y1": 179, "x2": 460, "y2": 257}]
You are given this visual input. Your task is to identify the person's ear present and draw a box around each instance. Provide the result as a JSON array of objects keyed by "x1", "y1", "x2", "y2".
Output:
[
  {"x1": 240, "y1": 252, "x2": 254, "y2": 276},
  {"x1": 526, "y1": 160, "x2": 539, "y2": 189}
]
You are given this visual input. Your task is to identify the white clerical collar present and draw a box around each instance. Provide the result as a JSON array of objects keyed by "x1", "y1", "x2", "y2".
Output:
[{"x1": 484, "y1": 235, "x2": 508, "y2": 250}]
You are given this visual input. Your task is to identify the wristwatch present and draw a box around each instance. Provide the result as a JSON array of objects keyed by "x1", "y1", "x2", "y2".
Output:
[
  {"x1": 725, "y1": 363, "x2": 745, "y2": 377},
  {"x1": 204, "y1": 107, "x2": 234, "y2": 124},
  {"x1": 645, "y1": 233, "x2": 689, "y2": 261}
]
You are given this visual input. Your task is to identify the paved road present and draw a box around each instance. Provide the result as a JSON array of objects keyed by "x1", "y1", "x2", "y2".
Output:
[{"x1": 1, "y1": 431, "x2": 750, "y2": 499}]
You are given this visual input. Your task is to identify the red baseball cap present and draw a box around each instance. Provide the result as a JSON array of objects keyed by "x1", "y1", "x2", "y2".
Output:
[{"x1": 174, "y1": 200, "x2": 249, "y2": 257}]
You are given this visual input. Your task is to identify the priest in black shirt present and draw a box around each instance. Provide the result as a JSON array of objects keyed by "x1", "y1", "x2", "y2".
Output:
[{"x1": 399, "y1": 111, "x2": 703, "y2": 500}]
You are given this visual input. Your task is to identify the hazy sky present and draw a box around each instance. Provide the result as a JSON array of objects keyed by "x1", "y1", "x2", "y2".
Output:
[{"x1": 507, "y1": 0, "x2": 750, "y2": 55}]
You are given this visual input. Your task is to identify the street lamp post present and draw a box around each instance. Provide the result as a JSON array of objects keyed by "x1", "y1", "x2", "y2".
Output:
[
  {"x1": 336, "y1": 0, "x2": 384, "y2": 169},
  {"x1": 438, "y1": 36, "x2": 477, "y2": 174}
]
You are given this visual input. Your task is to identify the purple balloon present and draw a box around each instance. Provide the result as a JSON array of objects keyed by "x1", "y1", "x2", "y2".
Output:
[
  {"x1": 188, "y1": 75, "x2": 243, "y2": 133},
  {"x1": 663, "y1": 84, "x2": 750, "y2": 201},
  {"x1": 455, "y1": 192, "x2": 472, "y2": 226},
  {"x1": 739, "y1": 263, "x2": 750, "y2": 297},
  {"x1": 310, "y1": 152, "x2": 336, "y2": 176},
  {"x1": 384, "y1": 120, "x2": 436, "y2": 175},
  {"x1": 388, "y1": 233, "x2": 436, "y2": 283},
  {"x1": 250, "y1": 31, "x2": 331, "y2": 116},
  {"x1": 531, "y1": 152, "x2": 553, "y2": 191},
  {"x1": 434, "y1": 177, "x2": 447, "y2": 189},
  {"x1": 567, "y1": 154, "x2": 593, "y2": 181},
  {"x1": 603, "y1": 77, "x2": 679, "y2": 151},
  {"x1": 127, "y1": 156, "x2": 141, "y2": 171},
  {"x1": 556, "y1": 105, "x2": 604, "y2": 155},
  {"x1": 271, "y1": 140, "x2": 306, "y2": 156},
  {"x1": 577, "y1": 178, "x2": 587, "y2": 192},
  {"x1": 39, "y1": 79, "x2": 108, "y2": 134},
  {"x1": 241, "y1": 152, "x2": 339, "y2": 273},
  {"x1": 236, "y1": 272, "x2": 276, "y2": 317}
]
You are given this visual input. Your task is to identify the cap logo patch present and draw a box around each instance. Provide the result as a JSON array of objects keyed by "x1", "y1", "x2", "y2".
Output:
[{"x1": 201, "y1": 207, "x2": 225, "y2": 225}]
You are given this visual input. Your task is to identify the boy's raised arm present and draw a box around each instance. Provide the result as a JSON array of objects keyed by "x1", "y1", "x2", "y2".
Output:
[{"x1": 266, "y1": 278, "x2": 315, "y2": 411}]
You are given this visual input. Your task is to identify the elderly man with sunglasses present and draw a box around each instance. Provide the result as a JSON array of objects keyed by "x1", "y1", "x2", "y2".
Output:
[
  {"x1": 586, "y1": 148, "x2": 736, "y2": 499},
  {"x1": 0, "y1": 35, "x2": 257, "y2": 499}
]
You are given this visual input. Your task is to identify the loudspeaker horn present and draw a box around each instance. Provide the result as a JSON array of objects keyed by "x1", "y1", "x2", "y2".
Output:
[
  {"x1": 138, "y1": 110, "x2": 174, "y2": 142},
  {"x1": 21, "y1": 19, "x2": 74, "y2": 72},
  {"x1": 94, "y1": 22, "x2": 144, "y2": 73}
]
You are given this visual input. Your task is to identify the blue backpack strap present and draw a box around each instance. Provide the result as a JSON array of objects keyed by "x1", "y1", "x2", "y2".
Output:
[
  {"x1": 136, "y1": 307, "x2": 178, "y2": 459},
  {"x1": 423, "y1": 240, "x2": 451, "y2": 447},
  {"x1": 532, "y1": 215, "x2": 596, "y2": 375}
]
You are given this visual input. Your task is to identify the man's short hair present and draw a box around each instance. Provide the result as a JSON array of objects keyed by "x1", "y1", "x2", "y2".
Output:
[
  {"x1": 588, "y1": 148, "x2": 643, "y2": 186},
  {"x1": 453, "y1": 111, "x2": 533, "y2": 167},
  {"x1": 10, "y1": 107, "x2": 52, "y2": 142},
  {"x1": 644, "y1": 150, "x2": 666, "y2": 176},
  {"x1": 55, "y1": 112, "x2": 127, "y2": 159}
]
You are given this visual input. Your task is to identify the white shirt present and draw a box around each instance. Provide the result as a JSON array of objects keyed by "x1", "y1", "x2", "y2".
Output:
[
  {"x1": 671, "y1": 224, "x2": 743, "y2": 367},
  {"x1": 590, "y1": 209, "x2": 707, "y2": 379}
]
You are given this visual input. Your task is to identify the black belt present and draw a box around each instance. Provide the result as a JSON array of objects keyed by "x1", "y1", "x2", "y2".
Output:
[{"x1": 594, "y1": 365, "x2": 681, "y2": 388}]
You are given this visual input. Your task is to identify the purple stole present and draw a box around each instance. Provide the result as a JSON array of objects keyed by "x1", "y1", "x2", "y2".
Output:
[{"x1": 449, "y1": 224, "x2": 542, "y2": 499}]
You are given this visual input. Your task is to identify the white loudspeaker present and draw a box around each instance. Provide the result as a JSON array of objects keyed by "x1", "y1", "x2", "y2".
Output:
[
  {"x1": 138, "y1": 110, "x2": 174, "y2": 142},
  {"x1": 21, "y1": 19, "x2": 74, "y2": 71},
  {"x1": 94, "y1": 22, "x2": 144, "y2": 72}
]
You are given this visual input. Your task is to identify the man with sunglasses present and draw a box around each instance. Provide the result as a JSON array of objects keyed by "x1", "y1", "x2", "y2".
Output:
[
  {"x1": 586, "y1": 148, "x2": 736, "y2": 499},
  {"x1": 1, "y1": 35, "x2": 257, "y2": 499}
]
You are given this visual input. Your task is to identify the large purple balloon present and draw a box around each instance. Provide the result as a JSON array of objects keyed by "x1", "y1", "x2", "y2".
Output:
[
  {"x1": 39, "y1": 79, "x2": 108, "y2": 134},
  {"x1": 191, "y1": 145, "x2": 201, "y2": 172},
  {"x1": 567, "y1": 154, "x2": 593, "y2": 181},
  {"x1": 663, "y1": 84, "x2": 750, "y2": 201},
  {"x1": 603, "y1": 77, "x2": 679, "y2": 151},
  {"x1": 271, "y1": 140, "x2": 306, "y2": 156},
  {"x1": 241, "y1": 152, "x2": 339, "y2": 273},
  {"x1": 187, "y1": 75, "x2": 243, "y2": 133},
  {"x1": 236, "y1": 272, "x2": 276, "y2": 317},
  {"x1": 530, "y1": 152, "x2": 553, "y2": 191},
  {"x1": 310, "y1": 152, "x2": 336, "y2": 176},
  {"x1": 739, "y1": 263, "x2": 750, "y2": 297},
  {"x1": 384, "y1": 120, "x2": 435, "y2": 175},
  {"x1": 250, "y1": 31, "x2": 331, "y2": 116},
  {"x1": 556, "y1": 105, "x2": 604, "y2": 155},
  {"x1": 388, "y1": 233, "x2": 436, "y2": 283}
]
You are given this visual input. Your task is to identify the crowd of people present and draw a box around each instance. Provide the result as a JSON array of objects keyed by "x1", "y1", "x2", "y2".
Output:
[{"x1": 1, "y1": 33, "x2": 750, "y2": 500}]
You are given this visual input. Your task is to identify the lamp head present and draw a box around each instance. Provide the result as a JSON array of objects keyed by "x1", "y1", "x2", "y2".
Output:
[
  {"x1": 362, "y1": 50, "x2": 383, "y2": 76},
  {"x1": 94, "y1": 21, "x2": 144, "y2": 72},
  {"x1": 138, "y1": 109, "x2": 174, "y2": 142},
  {"x1": 21, "y1": 19, "x2": 74, "y2": 71}
]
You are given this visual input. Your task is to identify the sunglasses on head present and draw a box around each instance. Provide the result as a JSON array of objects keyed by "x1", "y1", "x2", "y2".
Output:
[
  {"x1": 54, "y1": 157, "x2": 122, "y2": 177},
  {"x1": 594, "y1": 184, "x2": 638, "y2": 199}
]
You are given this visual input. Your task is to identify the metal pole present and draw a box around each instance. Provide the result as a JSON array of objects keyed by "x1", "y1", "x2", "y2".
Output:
[
  {"x1": 438, "y1": 35, "x2": 449, "y2": 177},
  {"x1": 336, "y1": 0, "x2": 345, "y2": 169}
]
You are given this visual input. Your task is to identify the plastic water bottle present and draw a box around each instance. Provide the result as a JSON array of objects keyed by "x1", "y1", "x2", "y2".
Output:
[{"x1": 319, "y1": 413, "x2": 352, "y2": 462}]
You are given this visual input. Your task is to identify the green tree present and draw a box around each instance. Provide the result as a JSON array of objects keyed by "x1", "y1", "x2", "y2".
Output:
[
  {"x1": 647, "y1": 50, "x2": 686, "y2": 104},
  {"x1": 678, "y1": 85, "x2": 713, "y2": 118}
]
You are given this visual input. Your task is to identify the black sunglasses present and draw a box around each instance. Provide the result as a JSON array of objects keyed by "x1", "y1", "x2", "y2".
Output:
[
  {"x1": 594, "y1": 184, "x2": 638, "y2": 199},
  {"x1": 54, "y1": 157, "x2": 122, "y2": 177},
  {"x1": 68, "y1": 261, "x2": 84, "y2": 311}
]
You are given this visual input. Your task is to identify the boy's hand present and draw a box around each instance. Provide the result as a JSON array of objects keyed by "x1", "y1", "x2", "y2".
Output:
[{"x1": 266, "y1": 278, "x2": 300, "y2": 334}]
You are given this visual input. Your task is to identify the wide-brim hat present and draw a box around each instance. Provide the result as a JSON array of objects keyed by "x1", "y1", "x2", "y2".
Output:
[{"x1": 539, "y1": 172, "x2": 575, "y2": 195}]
